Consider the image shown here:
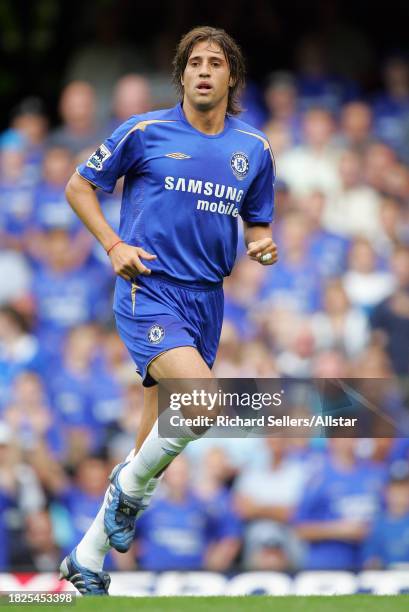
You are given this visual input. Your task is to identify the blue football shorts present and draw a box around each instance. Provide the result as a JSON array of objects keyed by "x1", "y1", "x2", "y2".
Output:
[{"x1": 113, "y1": 274, "x2": 224, "y2": 387}]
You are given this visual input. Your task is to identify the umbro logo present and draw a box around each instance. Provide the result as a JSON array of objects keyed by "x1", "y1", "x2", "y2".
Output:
[{"x1": 165, "y1": 152, "x2": 191, "y2": 159}]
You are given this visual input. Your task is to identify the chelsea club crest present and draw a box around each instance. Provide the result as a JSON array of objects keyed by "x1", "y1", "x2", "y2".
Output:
[
  {"x1": 148, "y1": 324, "x2": 165, "y2": 344},
  {"x1": 230, "y1": 152, "x2": 249, "y2": 180}
]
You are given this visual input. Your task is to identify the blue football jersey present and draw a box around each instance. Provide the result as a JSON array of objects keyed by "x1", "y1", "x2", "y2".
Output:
[{"x1": 77, "y1": 103, "x2": 275, "y2": 284}]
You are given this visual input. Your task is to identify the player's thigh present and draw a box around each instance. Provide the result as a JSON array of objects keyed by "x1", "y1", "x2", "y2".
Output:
[
  {"x1": 134, "y1": 349, "x2": 213, "y2": 449},
  {"x1": 148, "y1": 345, "x2": 213, "y2": 380},
  {"x1": 149, "y1": 346, "x2": 220, "y2": 424}
]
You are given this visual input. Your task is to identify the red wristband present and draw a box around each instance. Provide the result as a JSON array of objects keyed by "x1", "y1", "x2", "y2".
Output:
[{"x1": 106, "y1": 240, "x2": 124, "y2": 256}]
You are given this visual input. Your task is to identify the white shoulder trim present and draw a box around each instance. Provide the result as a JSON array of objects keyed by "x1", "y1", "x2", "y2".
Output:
[
  {"x1": 233, "y1": 128, "x2": 275, "y2": 170},
  {"x1": 116, "y1": 119, "x2": 177, "y2": 150}
]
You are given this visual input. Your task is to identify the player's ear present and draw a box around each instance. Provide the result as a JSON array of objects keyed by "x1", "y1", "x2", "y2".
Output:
[{"x1": 229, "y1": 76, "x2": 235, "y2": 88}]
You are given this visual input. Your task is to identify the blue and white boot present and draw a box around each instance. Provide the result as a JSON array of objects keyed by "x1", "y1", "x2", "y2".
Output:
[
  {"x1": 104, "y1": 462, "x2": 144, "y2": 553},
  {"x1": 59, "y1": 549, "x2": 110, "y2": 596}
]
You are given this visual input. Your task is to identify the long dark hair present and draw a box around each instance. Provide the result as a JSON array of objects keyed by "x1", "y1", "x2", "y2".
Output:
[{"x1": 172, "y1": 26, "x2": 246, "y2": 116}]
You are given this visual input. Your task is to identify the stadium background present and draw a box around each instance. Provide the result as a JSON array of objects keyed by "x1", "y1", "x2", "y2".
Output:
[{"x1": 1, "y1": 0, "x2": 409, "y2": 590}]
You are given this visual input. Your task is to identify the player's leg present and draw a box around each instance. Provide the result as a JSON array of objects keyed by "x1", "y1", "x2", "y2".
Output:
[
  {"x1": 73, "y1": 280, "x2": 222, "y2": 564},
  {"x1": 104, "y1": 346, "x2": 217, "y2": 554},
  {"x1": 105, "y1": 278, "x2": 223, "y2": 555},
  {"x1": 135, "y1": 386, "x2": 158, "y2": 453},
  {"x1": 117, "y1": 345, "x2": 213, "y2": 497},
  {"x1": 68, "y1": 387, "x2": 158, "y2": 575},
  {"x1": 69, "y1": 343, "x2": 210, "y2": 571},
  {"x1": 149, "y1": 344, "x2": 213, "y2": 380},
  {"x1": 130, "y1": 386, "x2": 163, "y2": 512}
]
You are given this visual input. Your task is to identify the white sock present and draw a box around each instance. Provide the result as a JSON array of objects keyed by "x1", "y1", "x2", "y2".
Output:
[
  {"x1": 75, "y1": 489, "x2": 111, "y2": 572},
  {"x1": 118, "y1": 420, "x2": 198, "y2": 497},
  {"x1": 142, "y1": 475, "x2": 163, "y2": 506},
  {"x1": 75, "y1": 416, "x2": 197, "y2": 570}
]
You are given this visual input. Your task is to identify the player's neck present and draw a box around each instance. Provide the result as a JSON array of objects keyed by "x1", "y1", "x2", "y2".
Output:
[{"x1": 182, "y1": 98, "x2": 227, "y2": 135}]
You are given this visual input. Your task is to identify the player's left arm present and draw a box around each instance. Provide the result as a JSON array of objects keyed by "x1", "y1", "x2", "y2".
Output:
[
  {"x1": 244, "y1": 221, "x2": 278, "y2": 265},
  {"x1": 240, "y1": 142, "x2": 277, "y2": 266}
]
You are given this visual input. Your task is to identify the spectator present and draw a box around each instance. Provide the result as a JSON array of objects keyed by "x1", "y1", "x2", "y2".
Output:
[
  {"x1": 359, "y1": 439, "x2": 395, "y2": 466},
  {"x1": 54, "y1": 454, "x2": 109, "y2": 557},
  {"x1": 381, "y1": 162, "x2": 409, "y2": 203},
  {"x1": 30, "y1": 228, "x2": 110, "y2": 353},
  {"x1": 48, "y1": 82, "x2": 105, "y2": 154},
  {"x1": 88, "y1": 329, "x2": 128, "y2": 429},
  {"x1": 370, "y1": 245, "x2": 409, "y2": 374},
  {"x1": 234, "y1": 438, "x2": 306, "y2": 570},
  {"x1": 48, "y1": 325, "x2": 101, "y2": 464},
  {"x1": 364, "y1": 463, "x2": 409, "y2": 568},
  {"x1": 298, "y1": 190, "x2": 349, "y2": 277},
  {"x1": 3, "y1": 371, "x2": 64, "y2": 457},
  {"x1": 236, "y1": 339, "x2": 278, "y2": 378},
  {"x1": 279, "y1": 107, "x2": 340, "y2": 198},
  {"x1": 0, "y1": 136, "x2": 33, "y2": 302},
  {"x1": 194, "y1": 447, "x2": 242, "y2": 571},
  {"x1": 27, "y1": 146, "x2": 94, "y2": 269},
  {"x1": 135, "y1": 456, "x2": 241, "y2": 571},
  {"x1": 213, "y1": 321, "x2": 242, "y2": 377},
  {"x1": 311, "y1": 280, "x2": 369, "y2": 357},
  {"x1": 0, "y1": 250, "x2": 31, "y2": 308},
  {"x1": 0, "y1": 306, "x2": 41, "y2": 393},
  {"x1": 364, "y1": 142, "x2": 396, "y2": 192},
  {"x1": 261, "y1": 212, "x2": 321, "y2": 313},
  {"x1": 264, "y1": 119, "x2": 292, "y2": 160},
  {"x1": 323, "y1": 150, "x2": 381, "y2": 241},
  {"x1": 10, "y1": 97, "x2": 48, "y2": 183},
  {"x1": 110, "y1": 74, "x2": 152, "y2": 129},
  {"x1": 276, "y1": 321, "x2": 316, "y2": 377},
  {"x1": 377, "y1": 197, "x2": 409, "y2": 256},
  {"x1": 0, "y1": 423, "x2": 16, "y2": 571},
  {"x1": 30, "y1": 147, "x2": 79, "y2": 233},
  {"x1": 223, "y1": 255, "x2": 268, "y2": 339},
  {"x1": 20, "y1": 511, "x2": 61, "y2": 571},
  {"x1": 263, "y1": 72, "x2": 301, "y2": 146},
  {"x1": 343, "y1": 238, "x2": 395, "y2": 312},
  {"x1": 195, "y1": 446, "x2": 237, "y2": 495},
  {"x1": 338, "y1": 102, "x2": 374, "y2": 154},
  {"x1": 373, "y1": 56, "x2": 409, "y2": 155},
  {"x1": 106, "y1": 382, "x2": 143, "y2": 465},
  {"x1": 294, "y1": 438, "x2": 385, "y2": 570},
  {"x1": 0, "y1": 422, "x2": 46, "y2": 569},
  {"x1": 0, "y1": 134, "x2": 33, "y2": 250},
  {"x1": 312, "y1": 349, "x2": 350, "y2": 379}
]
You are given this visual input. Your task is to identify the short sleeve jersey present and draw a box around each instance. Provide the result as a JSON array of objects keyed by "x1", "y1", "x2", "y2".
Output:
[{"x1": 78, "y1": 103, "x2": 275, "y2": 284}]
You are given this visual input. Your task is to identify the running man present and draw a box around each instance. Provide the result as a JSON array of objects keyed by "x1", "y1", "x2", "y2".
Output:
[{"x1": 60, "y1": 26, "x2": 278, "y2": 594}]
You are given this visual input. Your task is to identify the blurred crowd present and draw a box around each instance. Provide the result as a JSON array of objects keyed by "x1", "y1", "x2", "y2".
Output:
[{"x1": 1, "y1": 46, "x2": 409, "y2": 574}]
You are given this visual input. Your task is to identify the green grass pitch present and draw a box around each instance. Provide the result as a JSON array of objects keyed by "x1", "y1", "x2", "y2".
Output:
[{"x1": 8, "y1": 595, "x2": 409, "y2": 611}]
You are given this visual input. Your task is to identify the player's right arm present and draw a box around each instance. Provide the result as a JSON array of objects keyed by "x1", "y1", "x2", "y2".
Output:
[
  {"x1": 66, "y1": 116, "x2": 156, "y2": 280},
  {"x1": 65, "y1": 173, "x2": 156, "y2": 280}
]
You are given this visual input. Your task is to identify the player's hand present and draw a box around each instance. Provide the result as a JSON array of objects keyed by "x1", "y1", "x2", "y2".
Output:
[
  {"x1": 247, "y1": 238, "x2": 278, "y2": 265},
  {"x1": 108, "y1": 242, "x2": 157, "y2": 280}
]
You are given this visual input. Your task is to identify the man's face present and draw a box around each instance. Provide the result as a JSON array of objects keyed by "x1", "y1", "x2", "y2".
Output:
[
  {"x1": 391, "y1": 250, "x2": 409, "y2": 288},
  {"x1": 182, "y1": 40, "x2": 232, "y2": 112}
]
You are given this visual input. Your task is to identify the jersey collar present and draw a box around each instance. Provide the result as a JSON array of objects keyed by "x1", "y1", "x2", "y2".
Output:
[{"x1": 176, "y1": 102, "x2": 230, "y2": 139}]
